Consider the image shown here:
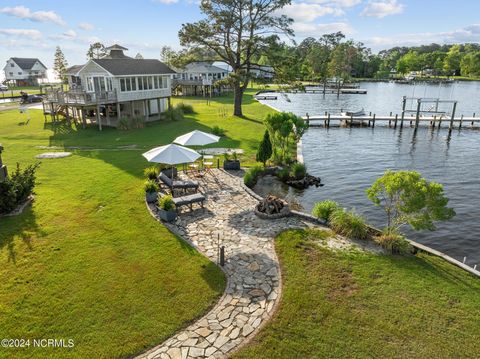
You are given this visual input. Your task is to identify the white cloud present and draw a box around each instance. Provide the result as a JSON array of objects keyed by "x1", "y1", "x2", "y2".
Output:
[
  {"x1": 293, "y1": 21, "x2": 355, "y2": 36},
  {"x1": 78, "y1": 22, "x2": 94, "y2": 31},
  {"x1": 0, "y1": 5, "x2": 65, "y2": 26},
  {"x1": 365, "y1": 23, "x2": 480, "y2": 51},
  {"x1": 154, "y1": 0, "x2": 179, "y2": 4},
  {"x1": 309, "y1": 0, "x2": 362, "y2": 7},
  {"x1": 361, "y1": 0, "x2": 404, "y2": 18},
  {"x1": 0, "y1": 28, "x2": 42, "y2": 40},
  {"x1": 279, "y1": 3, "x2": 344, "y2": 22}
]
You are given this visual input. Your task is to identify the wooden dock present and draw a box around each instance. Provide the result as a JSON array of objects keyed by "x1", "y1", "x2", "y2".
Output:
[{"x1": 303, "y1": 112, "x2": 480, "y2": 130}]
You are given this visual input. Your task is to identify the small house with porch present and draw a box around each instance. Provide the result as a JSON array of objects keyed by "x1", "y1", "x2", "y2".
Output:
[
  {"x1": 44, "y1": 45, "x2": 175, "y2": 130},
  {"x1": 172, "y1": 61, "x2": 230, "y2": 96}
]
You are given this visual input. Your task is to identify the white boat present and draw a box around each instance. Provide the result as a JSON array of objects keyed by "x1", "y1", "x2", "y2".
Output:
[{"x1": 341, "y1": 108, "x2": 366, "y2": 117}]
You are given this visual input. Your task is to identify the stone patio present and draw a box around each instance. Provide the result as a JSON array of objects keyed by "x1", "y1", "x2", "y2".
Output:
[{"x1": 139, "y1": 169, "x2": 312, "y2": 359}]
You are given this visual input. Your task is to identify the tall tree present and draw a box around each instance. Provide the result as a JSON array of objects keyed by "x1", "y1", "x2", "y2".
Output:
[
  {"x1": 179, "y1": 0, "x2": 293, "y2": 117},
  {"x1": 53, "y1": 46, "x2": 68, "y2": 84},
  {"x1": 87, "y1": 42, "x2": 106, "y2": 59}
]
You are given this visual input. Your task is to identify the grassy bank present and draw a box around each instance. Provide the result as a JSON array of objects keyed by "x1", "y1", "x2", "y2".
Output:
[
  {"x1": 235, "y1": 229, "x2": 480, "y2": 359},
  {"x1": 0, "y1": 89, "x2": 271, "y2": 358},
  {"x1": 1, "y1": 86, "x2": 43, "y2": 99}
]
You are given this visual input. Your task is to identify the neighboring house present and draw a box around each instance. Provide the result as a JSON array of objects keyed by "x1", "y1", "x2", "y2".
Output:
[
  {"x1": 45, "y1": 44, "x2": 175, "y2": 130},
  {"x1": 3, "y1": 57, "x2": 47, "y2": 86},
  {"x1": 172, "y1": 61, "x2": 230, "y2": 96},
  {"x1": 250, "y1": 65, "x2": 274, "y2": 80}
]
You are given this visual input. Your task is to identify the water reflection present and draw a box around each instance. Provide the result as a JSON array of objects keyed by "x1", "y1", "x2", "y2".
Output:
[{"x1": 254, "y1": 126, "x2": 480, "y2": 265}]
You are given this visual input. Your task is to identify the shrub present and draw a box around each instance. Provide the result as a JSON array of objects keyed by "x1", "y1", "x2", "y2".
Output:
[
  {"x1": 290, "y1": 162, "x2": 306, "y2": 180},
  {"x1": 375, "y1": 233, "x2": 413, "y2": 255},
  {"x1": 0, "y1": 162, "x2": 39, "y2": 214},
  {"x1": 175, "y1": 103, "x2": 195, "y2": 114},
  {"x1": 158, "y1": 194, "x2": 176, "y2": 211},
  {"x1": 312, "y1": 200, "x2": 339, "y2": 222},
  {"x1": 130, "y1": 116, "x2": 145, "y2": 129},
  {"x1": 144, "y1": 179, "x2": 159, "y2": 193},
  {"x1": 330, "y1": 208, "x2": 368, "y2": 240},
  {"x1": 244, "y1": 165, "x2": 264, "y2": 188},
  {"x1": 118, "y1": 117, "x2": 130, "y2": 130},
  {"x1": 164, "y1": 107, "x2": 184, "y2": 121},
  {"x1": 256, "y1": 130, "x2": 272, "y2": 167},
  {"x1": 212, "y1": 125, "x2": 226, "y2": 136},
  {"x1": 0, "y1": 181, "x2": 17, "y2": 214},
  {"x1": 144, "y1": 166, "x2": 159, "y2": 180},
  {"x1": 276, "y1": 167, "x2": 290, "y2": 181}
]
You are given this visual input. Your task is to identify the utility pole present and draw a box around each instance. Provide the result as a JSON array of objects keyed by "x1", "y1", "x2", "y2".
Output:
[{"x1": 0, "y1": 144, "x2": 7, "y2": 182}]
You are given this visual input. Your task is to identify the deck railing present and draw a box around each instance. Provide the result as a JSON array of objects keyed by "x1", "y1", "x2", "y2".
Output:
[{"x1": 45, "y1": 88, "x2": 117, "y2": 105}]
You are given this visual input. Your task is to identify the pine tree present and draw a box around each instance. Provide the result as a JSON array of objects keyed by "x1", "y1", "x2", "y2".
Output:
[
  {"x1": 87, "y1": 42, "x2": 106, "y2": 59},
  {"x1": 256, "y1": 130, "x2": 273, "y2": 167},
  {"x1": 53, "y1": 46, "x2": 68, "y2": 83}
]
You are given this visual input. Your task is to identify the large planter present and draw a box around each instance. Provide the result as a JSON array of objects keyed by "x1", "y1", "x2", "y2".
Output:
[
  {"x1": 158, "y1": 208, "x2": 177, "y2": 222},
  {"x1": 146, "y1": 191, "x2": 158, "y2": 203},
  {"x1": 223, "y1": 160, "x2": 241, "y2": 171}
]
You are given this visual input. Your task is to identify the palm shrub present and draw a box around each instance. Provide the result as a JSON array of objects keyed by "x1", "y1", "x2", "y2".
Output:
[
  {"x1": 244, "y1": 165, "x2": 264, "y2": 188},
  {"x1": 144, "y1": 166, "x2": 159, "y2": 180},
  {"x1": 144, "y1": 179, "x2": 159, "y2": 193},
  {"x1": 290, "y1": 162, "x2": 306, "y2": 180},
  {"x1": 312, "y1": 200, "x2": 339, "y2": 222},
  {"x1": 158, "y1": 194, "x2": 176, "y2": 211},
  {"x1": 375, "y1": 233, "x2": 413, "y2": 255},
  {"x1": 330, "y1": 208, "x2": 368, "y2": 240},
  {"x1": 118, "y1": 117, "x2": 130, "y2": 130},
  {"x1": 164, "y1": 107, "x2": 184, "y2": 121},
  {"x1": 175, "y1": 103, "x2": 195, "y2": 114}
]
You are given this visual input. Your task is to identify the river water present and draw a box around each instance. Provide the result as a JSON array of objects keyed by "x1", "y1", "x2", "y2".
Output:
[{"x1": 256, "y1": 81, "x2": 480, "y2": 265}]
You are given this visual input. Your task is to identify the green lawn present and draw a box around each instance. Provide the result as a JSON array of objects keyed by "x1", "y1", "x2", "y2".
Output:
[
  {"x1": 234, "y1": 229, "x2": 480, "y2": 359},
  {"x1": 1, "y1": 86, "x2": 43, "y2": 99},
  {"x1": 0, "y1": 89, "x2": 270, "y2": 358}
]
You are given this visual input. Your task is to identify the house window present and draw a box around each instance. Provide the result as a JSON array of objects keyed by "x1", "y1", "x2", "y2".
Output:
[
  {"x1": 120, "y1": 78, "x2": 126, "y2": 92},
  {"x1": 86, "y1": 77, "x2": 95, "y2": 92},
  {"x1": 154, "y1": 76, "x2": 159, "y2": 89},
  {"x1": 10, "y1": 63, "x2": 14, "y2": 67},
  {"x1": 131, "y1": 77, "x2": 137, "y2": 91},
  {"x1": 138, "y1": 77, "x2": 143, "y2": 90},
  {"x1": 18, "y1": 72, "x2": 22, "y2": 75},
  {"x1": 9, "y1": 72, "x2": 13, "y2": 76},
  {"x1": 162, "y1": 76, "x2": 168, "y2": 88},
  {"x1": 105, "y1": 78, "x2": 113, "y2": 92}
]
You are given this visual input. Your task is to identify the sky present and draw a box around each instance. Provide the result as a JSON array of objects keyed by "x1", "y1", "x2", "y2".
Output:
[{"x1": 1, "y1": 0, "x2": 480, "y2": 77}]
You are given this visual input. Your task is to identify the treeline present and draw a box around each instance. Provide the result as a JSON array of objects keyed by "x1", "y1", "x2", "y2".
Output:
[{"x1": 264, "y1": 33, "x2": 480, "y2": 82}]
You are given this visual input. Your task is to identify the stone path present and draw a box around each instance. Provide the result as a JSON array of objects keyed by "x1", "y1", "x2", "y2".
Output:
[{"x1": 139, "y1": 169, "x2": 309, "y2": 359}]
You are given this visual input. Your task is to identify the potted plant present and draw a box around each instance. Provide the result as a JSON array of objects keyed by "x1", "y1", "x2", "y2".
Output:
[
  {"x1": 157, "y1": 194, "x2": 177, "y2": 222},
  {"x1": 223, "y1": 151, "x2": 240, "y2": 170},
  {"x1": 144, "y1": 179, "x2": 159, "y2": 203}
]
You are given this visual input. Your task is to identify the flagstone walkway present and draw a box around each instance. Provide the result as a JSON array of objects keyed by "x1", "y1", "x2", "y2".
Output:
[{"x1": 139, "y1": 169, "x2": 311, "y2": 359}]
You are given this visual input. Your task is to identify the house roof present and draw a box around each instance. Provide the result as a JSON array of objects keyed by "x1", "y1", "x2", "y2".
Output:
[
  {"x1": 66, "y1": 65, "x2": 84, "y2": 75},
  {"x1": 11, "y1": 57, "x2": 47, "y2": 70},
  {"x1": 181, "y1": 62, "x2": 229, "y2": 74},
  {"x1": 92, "y1": 58, "x2": 176, "y2": 75}
]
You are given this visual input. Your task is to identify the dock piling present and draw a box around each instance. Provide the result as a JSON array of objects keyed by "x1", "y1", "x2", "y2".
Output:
[{"x1": 394, "y1": 114, "x2": 398, "y2": 129}]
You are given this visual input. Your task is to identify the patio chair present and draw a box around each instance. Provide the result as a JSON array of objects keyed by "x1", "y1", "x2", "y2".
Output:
[{"x1": 158, "y1": 172, "x2": 199, "y2": 193}]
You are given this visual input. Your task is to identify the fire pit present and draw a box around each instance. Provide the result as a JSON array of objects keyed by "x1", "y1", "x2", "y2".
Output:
[{"x1": 255, "y1": 195, "x2": 290, "y2": 219}]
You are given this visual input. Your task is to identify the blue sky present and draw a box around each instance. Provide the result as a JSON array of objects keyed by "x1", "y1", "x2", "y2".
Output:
[{"x1": 1, "y1": 0, "x2": 480, "y2": 72}]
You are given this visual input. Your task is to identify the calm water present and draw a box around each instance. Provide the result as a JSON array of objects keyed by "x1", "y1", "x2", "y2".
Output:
[
  {"x1": 261, "y1": 81, "x2": 480, "y2": 117},
  {"x1": 256, "y1": 82, "x2": 480, "y2": 265}
]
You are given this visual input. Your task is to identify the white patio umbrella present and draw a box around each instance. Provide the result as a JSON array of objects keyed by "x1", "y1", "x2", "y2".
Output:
[
  {"x1": 142, "y1": 144, "x2": 201, "y2": 165},
  {"x1": 173, "y1": 130, "x2": 220, "y2": 147}
]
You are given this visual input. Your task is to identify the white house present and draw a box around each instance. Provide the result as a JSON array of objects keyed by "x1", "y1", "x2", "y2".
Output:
[
  {"x1": 3, "y1": 57, "x2": 47, "y2": 86},
  {"x1": 45, "y1": 44, "x2": 176, "y2": 129},
  {"x1": 172, "y1": 61, "x2": 230, "y2": 96}
]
